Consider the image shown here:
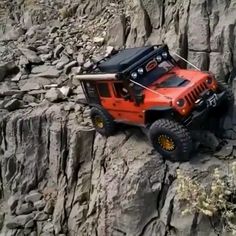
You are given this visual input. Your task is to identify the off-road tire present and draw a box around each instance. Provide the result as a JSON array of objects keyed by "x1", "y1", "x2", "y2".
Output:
[
  {"x1": 217, "y1": 80, "x2": 234, "y2": 105},
  {"x1": 149, "y1": 119, "x2": 192, "y2": 162},
  {"x1": 90, "y1": 107, "x2": 115, "y2": 136}
]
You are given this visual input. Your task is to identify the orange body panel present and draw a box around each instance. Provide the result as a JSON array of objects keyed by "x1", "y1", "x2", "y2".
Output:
[{"x1": 98, "y1": 68, "x2": 217, "y2": 126}]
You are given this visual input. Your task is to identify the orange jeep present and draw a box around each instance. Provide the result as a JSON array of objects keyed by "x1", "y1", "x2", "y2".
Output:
[{"x1": 77, "y1": 45, "x2": 234, "y2": 162}]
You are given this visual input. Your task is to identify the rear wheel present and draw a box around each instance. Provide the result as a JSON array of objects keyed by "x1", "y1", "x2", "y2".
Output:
[
  {"x1": 149, "y1": 119, "x2": 192, "y2": 162},
  {"x1": 90, "y1": 107, "x2": 115, "y2": 136}
]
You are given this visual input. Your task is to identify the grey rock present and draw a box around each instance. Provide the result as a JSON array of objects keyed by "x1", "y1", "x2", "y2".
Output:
[
  {"x1": 45, "y1": 88, "x2": 64, "y2": 102},
  {"x1": 29, "y1": 232, "x2": 37, "y2": 236},
  {"x1": 6, "y1": 214, "x2": 34, "y2": 229},
  {"x1": 65, "y1": 45, "x2": 74, "y2": 55},
  {"x1": 19, "y1": 48, "x2": 42, "y2": 64},
  {"x1": 32, "y1": 67, "x2": 61, "y2": 78},
  {"x1": 19, "y1": 80, "x2": 41, "y2": 92},
  {"x1": 1, "y1": 27, "x2": 25, "y2": 42},
  {"x1": 0, "y1": 64, "x2": 7, "y2": 81},
  {"x1": 22, "y1": 94, "x2": 37, "y2": 104},
  {"x1": 0, "y1": 62, "x2": 18, "y2": 81},
  {"x1": 0, "y1": 212, "x2": 5, "y2": 230},
  {"x1": 81, "y1": 34, "x2": 89, "y2": 42},
  {"x1": 214, "y1": 143, "x2": 233, "y2": 159},
  {"x1": 8, "y1": 195, "x2": 19, "y2": 213},
  {"x1": 4, "y1": 99, "x2": 22, "y2": 111},
  {"x1": 31, "y1": 65, "x2": 52, "y2": 74},
  {"x1": 37, "y1": 45, "x2": 51, "y2": 54},
  {"x1": 34, "y1": 199, "x2": 46, "y2": 210},
  {"x1": 42, "y1": 222, "x2": 54, "y2": 233},
  {"x1": 19, "y1": 56, "x2": 29, "y2": 67},
  {"x1": 25, "y1": 191, "x2": 42, "y2": 203},
  {"x1": 64, "y1": 61, "x2": 78, "y2": 74},
  {"x1": 83, "y1": 61, "x2": 93, "y2": 71},
  {"x1": 24, "y1": 219, "x2": 34, "y2": 228},
  {"x1": 106, "y1": 46, "x2": 115, "y2": 55},
  {"x1": 40, "y1": 53, "x2": 52, "y2": 62},
  {"x1": 77, "y1": 53, "x2": 85, "y2": 66},
  {"x1": 108, "y1": 15, "x2": 126, "y2": 48},
  {"x1": 16, "y1": 203, "x2": 34, "y2": 215},
  {"x1": 56, "y1": 55, "x2": 70, "y2": 70},
  {"x1": 54, "y1": 44, "x2": 64, "y2": 58},
  {"x1": 59, "y1": 86, "x2": 72, "y2": 97},
  {"x1": 11, "y1": 73, "x2": 22, "y2": 82},
  {"x1": 93, "y1": 36, "x2": 105, "y2": 45},
  {"x1": 71, "y1": 66, "x2": 82, "y2": 75},
  {"x1": 34, "y1": 212, "x2": 48, "y2": 221},
  {"x1": 44, "y1": 199, "x2": 54, "y2": 215}
]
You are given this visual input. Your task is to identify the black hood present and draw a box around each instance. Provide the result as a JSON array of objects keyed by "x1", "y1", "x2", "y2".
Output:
[{"x1": 158, "y1": 75, "x2": 190, "y2": 88}]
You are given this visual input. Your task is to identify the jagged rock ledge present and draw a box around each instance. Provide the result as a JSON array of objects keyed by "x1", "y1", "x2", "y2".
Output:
[{"x1": 0, "y1": 103, "x2": 233, "y2": 236}]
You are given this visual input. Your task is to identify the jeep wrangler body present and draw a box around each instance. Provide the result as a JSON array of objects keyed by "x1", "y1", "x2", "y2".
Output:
[{"x1": 77, "y1": 45, "x2": 233, "y2": 162}]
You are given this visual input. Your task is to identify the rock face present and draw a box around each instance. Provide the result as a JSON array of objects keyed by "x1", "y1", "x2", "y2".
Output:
[
  {"x1": 0, "y1": 104, "x2": 235, "y2": 236},
  {"x1": 1, "y1": 0, "x2": 236, "y2": 235}
]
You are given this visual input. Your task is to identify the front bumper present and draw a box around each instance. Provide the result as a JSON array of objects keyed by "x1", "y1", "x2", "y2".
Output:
[{"x1": 183, "y1": 91, "x2": 226, "y2": 127}]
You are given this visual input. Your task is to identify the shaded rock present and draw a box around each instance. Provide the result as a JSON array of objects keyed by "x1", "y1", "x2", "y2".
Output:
[
  {"x1": 34, "y1": 212, "x2": 48, "y2": 221},
  {"x1": 214, "y1": 143, "x2": 233, "y2": 159},
  {"x1": 31, "y1": 65, "x2": 52, "y2": 74},
  {"x1": 19, "y1": 56, "x2": 29, "y2": 67},
  {"x1": 32, "y1": 67, "x2": 61, "y2": 78},
  {"x1": 24, "y1": 219, "x2": 34, "y2": 228},
  {"x1": 45, "y1": 88, "x2": 64, "y2": 102},
  {"x1": 4, "y1": 99, "x2": 22, "y2": 111},
  {"x1": 81, "y1": 34, "x2": 89, "y2": 42},
  {"x1": 22, "y1": 94, "x2": 37, "y2": 104},
  {"x1": 44, "y1": 199, "x2": 54, "y2": 215},
  {"x1": 8, "y1": 195, "x2": 19, "y2": 213},
  {"x1": 6, "y1": 214, "x2": 34, "y2": 229},
  {"x1": 34, "y1": 199, "x2": 46, "y2": 210},
  {"x1": 56, "y1": 55, "x2": 70, "y2": 70},
  {"x1": 64, "y1": 61, "x2": 77, "y2": 74},
  {"x1": 0, "y1": 62, "x2": 18, "y2": 81},
  {"x1": 0, "y1": 213, "x2": 5, "y2": 231},
  {"x1": 71, "y1": 66, "x2": 82, "y2": 75},
  {"x1": 77, "y1": 54, "x2": 85, "y2": 66},
  {"x1": 19, "y1": 48, "x2": 42, "y2": 64},
  {"x1": 59, "y1": 86, "x2": 72, "y2": 97},
  {"x1": 40, "y1": 53, "x2": 52, "y2": 62},
  {"x1": 16, "y1": 203, "x2": 34, "y2": 215},
  {"x1": 1, "y1": 27, "x2": 25, "y2": 42},
  {"x1": 25, "y1": 191, "x2": 42, "y2": 203},
  {"x1": 54, "y1": 44, "x2": 64, "y2": 58},
  {"x1": 42, "y1": 222, "x2": 54, "y2": 233},
  {"x1": 83, "y1": 61, "x2": 93, "y2": 71},
  {"x1": 108, "y1": 14, "x2": 126, "y2": 48},
  {"x1": 19, "y1": 81, "x2": 41, "y2": 91},
  {"x1": 37, "y1": 45, "x2": 52, "y2": 54},
  {"x1": 93, "y1": 36, "x2": 105, "y2": 45},
  {"x1": 11, "y1": 73, "x2": 22, "y2": 82}
]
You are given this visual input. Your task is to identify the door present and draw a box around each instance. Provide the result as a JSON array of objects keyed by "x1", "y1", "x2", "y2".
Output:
[{"x1": 108, "y1": 82, "x2": 145, "y2": 125}]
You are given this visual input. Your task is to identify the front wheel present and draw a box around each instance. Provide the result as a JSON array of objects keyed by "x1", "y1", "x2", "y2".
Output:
[{"x1": 149, "y1": 119, "x2": 192, "y2": 162}]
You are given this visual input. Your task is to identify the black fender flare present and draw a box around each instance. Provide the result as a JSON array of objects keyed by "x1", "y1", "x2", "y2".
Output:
[{"x1": 144, "y1": 106, "x2": 174, "y2": 124}]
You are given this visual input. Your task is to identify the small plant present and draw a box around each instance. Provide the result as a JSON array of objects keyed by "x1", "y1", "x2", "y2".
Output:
[{"x1": 176, "y1": 162, "x2": 236, "y2": 233}]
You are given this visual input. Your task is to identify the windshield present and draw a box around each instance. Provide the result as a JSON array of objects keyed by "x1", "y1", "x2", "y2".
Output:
[{"x1": 141, "y1": 60, "x2": 174, "y2": 87}]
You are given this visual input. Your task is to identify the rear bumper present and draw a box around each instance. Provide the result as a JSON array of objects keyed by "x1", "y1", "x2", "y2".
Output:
[{"x1": 183, "y1": 91, "x2": 226, "y2": 128}]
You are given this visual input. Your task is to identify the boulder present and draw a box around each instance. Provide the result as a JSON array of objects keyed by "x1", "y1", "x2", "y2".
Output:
[
  {"x1": 45, "y1": 88, "x2": 64, "y2": 102},
  {"x1": 25, "y1": 191, "x2": 42, "y2": 203},
  {"x1": 4, "y1": 99, "x2": 22, "y2": 111},
  {"x1": 6, "y1": 214, "x2": 35, "y2": 229},
  {"x1": 19, "y1": 48, "x2": 42, "y2": 64}
]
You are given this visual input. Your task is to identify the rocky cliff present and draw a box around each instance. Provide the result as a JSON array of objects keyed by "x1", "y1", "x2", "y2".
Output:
[{"x1": 1, "y1": 0, "x2": 236, "y2": 236}]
